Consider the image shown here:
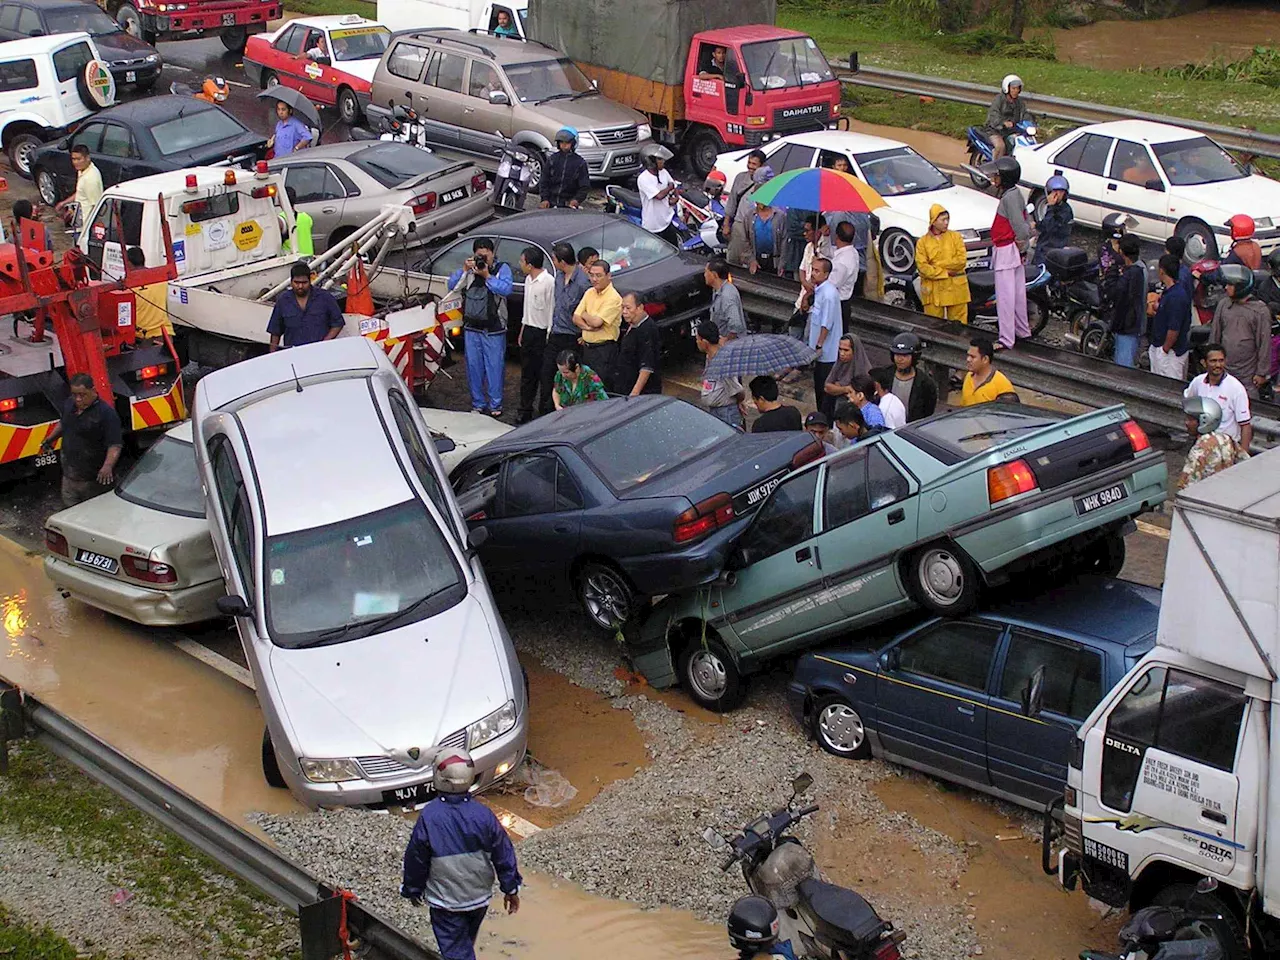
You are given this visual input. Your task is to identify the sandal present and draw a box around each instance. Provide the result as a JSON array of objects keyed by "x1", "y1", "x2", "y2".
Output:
[{"x1": 490, "y1": 409, "x2": 504, "y2": 419}]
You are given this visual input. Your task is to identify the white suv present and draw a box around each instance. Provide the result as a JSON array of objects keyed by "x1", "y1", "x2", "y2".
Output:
[{"x1": 0, "y1": 32, "x2": 114, "y2": 177}]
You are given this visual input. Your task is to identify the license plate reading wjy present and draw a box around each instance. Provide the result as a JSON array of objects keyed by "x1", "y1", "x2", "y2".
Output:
[
  {"x1": 733, "y1": 471, "x2": 786, "y2": 515},
  {"x1": 222, "y1": 12, "x2": 236, "y2": 25},
  {"x1": 382, "y1": 781, "x2": 432, "y2": 806},
  {"x1": 75, "y1": 549, "x2": 118, "y2": 574},
  {"x1": 440, "y1": 187, "x2": 466, "y2": 204},
  {"x1": 1074, "y1": 483, "x2": 1127, "y2": 516}
]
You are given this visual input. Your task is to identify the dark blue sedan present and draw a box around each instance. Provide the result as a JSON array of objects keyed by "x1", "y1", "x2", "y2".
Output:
[
  {"x1": 450, "y1": 396, "x2": 822, "y2": 631},
  {"x1": 787, "y1": 577, "x2": 1159, "y2": 810}
]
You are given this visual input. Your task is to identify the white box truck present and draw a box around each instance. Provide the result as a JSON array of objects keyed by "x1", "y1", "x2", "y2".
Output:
[
  {"x1": 374, "y1": 0, "x2": 526, "y2": 37},
  {"x1": 1047, "y1": 447, "x2": 1280, "y2": 958}
]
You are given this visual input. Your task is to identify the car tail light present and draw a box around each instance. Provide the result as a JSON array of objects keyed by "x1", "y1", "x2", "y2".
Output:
[
  {"x1": 673, "y1": 492, "x2": 735, "y2": 544},
  {"x1": 470, "y1": 173, "x2": 487, "y2": 192},
  {"x1": 138, "y1": 364, "x2": 166, "y2": 380},
  {"x1": 1122, "y1": 420, "x2": 1150, "y2": 453},
  {"x1": 0, "y1": 397, "x2": 20, "y2": 412},
  {"x1": 791, "y1": 440, "x2": 824, "y2": 469},
  {"x1": 987, "y1": 459, "x2": 1037, "y2": 504},
  {"x1": 45, "y1": 528, "x2": 68, "y2": 556},
  {"x1": 181, "y1": 199, "x2": 209, "y2": 216},
  {"x1": 408, "y1": 192, "x2": 437, "y2": 215},
  {"x1": 872, "y1": 931, "x2": 906, "y2": 960},
  {"x1": 251, "y1": 184, "x2": 277, "y2": 199},
  {"x1": 643, "y1": 302, "x2": 667, "y2": 318},
  {"x1": 121, "y1": 555, "x2": 178, "y2": 584}
]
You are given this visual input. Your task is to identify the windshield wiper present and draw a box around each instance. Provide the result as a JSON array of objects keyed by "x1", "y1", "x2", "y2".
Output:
[
  {"x1": 570, "y1": 88, "x2": 597, "y2": 100},
  {"x1": 537, "y1": 92, "x2": 576, "y2": 104},
  {"x1": 291, "y1": 592, "x2": 440, "y2": 649}
]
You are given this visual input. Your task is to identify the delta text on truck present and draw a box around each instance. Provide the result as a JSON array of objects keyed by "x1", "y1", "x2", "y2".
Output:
[
  {"x1": 1046, "y1": 445, "x2": 1280, "y2": 959},
  {"x1": 526, "y1": 0, "x2": 843, "y2": 177}
]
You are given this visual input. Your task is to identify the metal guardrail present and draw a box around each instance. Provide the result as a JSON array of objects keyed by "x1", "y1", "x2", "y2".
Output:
[
  {"x1": 834, "y1": 62, "x2": 1280, "y2": 162},
  {"x1": 0, "y1": 682, "x2": 438, "y2": 960},
  {"x1": 733, "y1": 274, "x2": 1280, "y2": 447}
]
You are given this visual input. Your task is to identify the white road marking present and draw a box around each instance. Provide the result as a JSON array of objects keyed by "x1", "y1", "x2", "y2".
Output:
[
  {"x1": 1135, "y1": 519, "x2": 1170, "y2": 540},
  {"x1": 226, "y1": 80, "x2": 252, "y2": 89},
  {"x1": 172, "y1": 636, "x2": 256, "y2": 690}
]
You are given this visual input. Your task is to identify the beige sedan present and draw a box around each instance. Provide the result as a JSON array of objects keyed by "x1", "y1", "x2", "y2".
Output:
[{"x1": 43, "y1": 409, "x2": 510, "y2": 627}]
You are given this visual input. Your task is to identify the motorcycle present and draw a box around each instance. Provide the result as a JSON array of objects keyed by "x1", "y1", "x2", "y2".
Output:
[
  {"x1": 1081, "y1": 879, "x2": 1228, "y2": 960},
  {"x1": 604, "y1": 183, "x2": 726, "y2": 254},
  {"x1": 352, "y1": 103, "x2": 432, "y2": 150},
  {"x1": 493, "y1": 132, "x2": 534, "y2": 213},
  {"x1": 703, "y1": 774, "x2": 905, "y2": 960},
  {"x1": 884, "y1": 260, "x2": 1053, "y2": 339},
  {"x1": 965, "y1": 118, "x2": 1039, "y2": 188},
  {"x1": 1042, "y1": 246, "x2": 1104, "y2": 350}
]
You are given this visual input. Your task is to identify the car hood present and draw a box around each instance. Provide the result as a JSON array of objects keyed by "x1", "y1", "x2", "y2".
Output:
[
  {"x1": 419, "y1": 408, "x2": 512, "y2": 471},
  {"x1": 883, "y1": 184, "x2": 997, "y2": 233},
  {"x1": 336, "y1": 58, "x2": 379, "y2": 84},
  {"x1": 267, "y1": 592, "x2": 510, "y2": 760},
  {"x1": 530, "y1": 94, "x2": 646, "y2": 132},
  {"x1": 47, "y1": 489, "x2": 206, "y2": 554},
  {"x1": 93, "y1": 30, "x2": 157, "y2": 61},
  {"x1": 1173, "y1": 174, "x2": 1280, "y2": 221}
]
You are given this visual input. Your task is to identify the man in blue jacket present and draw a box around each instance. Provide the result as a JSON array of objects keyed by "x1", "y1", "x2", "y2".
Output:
[
  {"x1": 1149, "y1": 253, "x2": 1193, "y2": 380},
  {"x1": 401, "y1": 749, "x2": 522, "y2": 960},
  {"x1": 449, "y1": 238, "x2": 514, "y2": 417}
]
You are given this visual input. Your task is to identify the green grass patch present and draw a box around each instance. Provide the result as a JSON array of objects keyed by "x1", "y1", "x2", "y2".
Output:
[
  {"x1": 1150, "y1": 46, "x2": 1280, "y2": 89},
  {"x1": 843, "y1": 87, "x2": 1073, "y2": 145},
  {"x1": 0, "y1": 904, "x2": 105, "y2": 960},
  {"x1": 286, "y1": 0, "x2": 373, "y2": 15}
]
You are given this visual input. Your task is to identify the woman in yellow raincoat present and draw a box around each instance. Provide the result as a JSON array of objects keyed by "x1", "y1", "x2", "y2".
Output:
[{"x1": 914, "y1": 204, "x2": 970, "y2": 324}]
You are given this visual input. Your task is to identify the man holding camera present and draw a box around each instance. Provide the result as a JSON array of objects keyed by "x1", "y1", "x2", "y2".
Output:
[{"x1": 449, "y1": 238, "x2": 514, "y2": 417}]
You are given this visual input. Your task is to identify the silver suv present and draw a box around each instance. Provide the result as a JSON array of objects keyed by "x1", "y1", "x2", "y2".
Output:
[{"x1": 368, "y1": 29, "x2": 654, "y2": 187}]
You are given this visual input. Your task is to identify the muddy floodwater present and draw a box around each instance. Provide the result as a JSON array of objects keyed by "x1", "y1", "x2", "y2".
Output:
[{"x1": 1053, "y1": 6, "x2": 1280, "y2": 70}]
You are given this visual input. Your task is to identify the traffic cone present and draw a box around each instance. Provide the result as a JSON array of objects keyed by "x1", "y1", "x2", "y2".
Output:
[{"x1": 346, "y1": 257, "x2": 374, "y2": 316}]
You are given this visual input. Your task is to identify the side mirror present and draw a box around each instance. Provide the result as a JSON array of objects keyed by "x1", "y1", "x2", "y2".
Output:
[
  {"x1": 466, "y1": 525, "x2": 489, "y2": 554},
  {"x1": 30, "y1": 28, "x2": 43, "y2": 36},
  {"x1": 488, "y1": 90, "x2": 510, "y2": 105},
  {"x1": 878, "y1": 647, "x2": 900, "y2": 671},
  {"x1": 1022, "y1": 665, "x2": 1045, "y2": 717},
  {"x1": 791, "y1": 772, "x2": 813, "y2": 796},
  {"x1": 434, "y1": 435, "x2": 457, "y2": 455},
  {"x1": 216, "y1": 595, "x2": 252, "y2": 618},
  {"x1": 1144, "y1": 178, "x2": 1165, "y2": 192}
]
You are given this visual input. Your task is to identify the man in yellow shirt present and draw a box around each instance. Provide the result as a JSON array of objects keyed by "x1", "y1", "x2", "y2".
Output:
[
  {"x1": 573, "y1": 259, "x2": 622, "y2": 392},
  {"x1": 55, "y1": 145, "x2": 103, "y2": 243},
  {"x1": 126, "y1": 247, "x2": 174, "y2": 341},
  {"x1": 961, "y1": 338, "x2": 1016, "y2": 406}
]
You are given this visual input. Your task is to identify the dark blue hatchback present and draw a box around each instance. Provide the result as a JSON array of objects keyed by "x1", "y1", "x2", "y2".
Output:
[{"x1": 787, "y1": 577, "x2": 1158, "y2": 810}]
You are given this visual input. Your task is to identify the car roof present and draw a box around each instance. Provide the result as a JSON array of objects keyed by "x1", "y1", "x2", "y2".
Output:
[
  {"x1": 290, "y1": 14, "x2": 385, "y2": 29},
  {"x1": 0, "y1": 30, "x2": 91, "y2": 56},
  {"x1": 698, "y1": 25, "x2": 810, "y2": 45},
  {"x1": 93, "y1": 93, "x2": 223, "y2": 123},
  {"x1": 196, "y1": 337, "x2": 383, "y2": 412},
  {"x1": 455, "y1": 208, "x2": 659, "y2": 250},
  {"x1": 782, "y1": 129, "x2": 914, "y2": 154},
  {"x1": 388, "y1": 27, "x2": 561, "y2": 64},
  {"x1": 976, "y1": 576, "x2": 1161, "y2": 647},
  {"x1": 1072, "y1": 120, "x2": 1205, "y2": 145},
  {"x1": 463, "y1": 394, "x2": 670, "y2": 455},
  {"x1": 236, "y1": 375, "x2": 412, "y2": 535}
]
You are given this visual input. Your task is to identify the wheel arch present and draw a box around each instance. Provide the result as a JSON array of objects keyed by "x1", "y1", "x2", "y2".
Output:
[{"x1": 0, "y1": 117, "x2": 46, "y2": 147}]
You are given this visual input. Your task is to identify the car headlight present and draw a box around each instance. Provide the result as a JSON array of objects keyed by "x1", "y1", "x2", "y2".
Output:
[
  {"x1": 1025, "y1": 126, "x2": 1037, "y2": 136},
  {"x1": 959, "y1": 228, "x2": 980, "y2": 241},
  {"x1": 467, "y1": 700, "x2": 517, "y2": 749},
  {"x1": 146, "y1": 53, "x2": 160, "y2": 62},
  {"x1": 576, "y1": 131, "x2": 599, "y2": 148},
  {"x1": 637, "y1": 123, "x2": 651, "y2": 142},
  {"x1": 299, "y1": 757, "x2": 362, "y2": 783}
]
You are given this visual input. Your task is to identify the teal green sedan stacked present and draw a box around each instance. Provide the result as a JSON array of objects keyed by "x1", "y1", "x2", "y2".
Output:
[{"x1": 629, "y1": 403, "x2": 1168, "y2": 710}]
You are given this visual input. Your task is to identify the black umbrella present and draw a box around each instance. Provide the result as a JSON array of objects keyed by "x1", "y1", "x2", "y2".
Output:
[{"x1": 257, "y1": 87, "x2": 321, "y2": 130}]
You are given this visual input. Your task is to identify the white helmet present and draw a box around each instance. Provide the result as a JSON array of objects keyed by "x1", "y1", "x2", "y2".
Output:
[
  {"x1": 1183, "y1": 395, "x2": 1223, "y2": 436},
  {"x1": 641, "y1": 143, "x2": 674, "y2": 168},
  {"x1": 1002, "y1": 74, "x2": 1024, "y2": 95},
  {"x1": 433, "y1": 747, "x2": 477, "y2": 795}
]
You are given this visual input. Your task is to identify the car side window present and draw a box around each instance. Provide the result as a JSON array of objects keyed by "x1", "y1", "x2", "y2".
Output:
[
  {"x1": 894, "y1": 621, "x2": 1001, "y2": 692},
  {"x1": 15, "y1": 6, "x2": 39, "y2": 33},
  {"x1": 428, "y1": 238, "x2": 476, "y2": 278},
  {"x1": 867, "y1": 447, "x2": 909, "y2": 510},
  {"x1": 824, "y1": 449, "x2": 869, "y2": 530},
  {"x1": 504, "y1": 453, "x2": 557, "y2": 517},
  {"x1": 742, "y1": 470, "x2": 819, "y2": 564},
  {"x1": 0, "y1": 57, "x2": 37, "y2": 91},
  {"x1": 454, "y1": 458, "x2": 501, "y2": 518},
  {"x1": 52, "y1": 40, "x2": 91, "y2": 82},
  {"x1": 1050, "y1": 134, "x2": 1087, "y2": 170},
  {"x1": 1108, "y1": 140, "x2": 1157, "y2": 184},
  {"x1": 386, "y1": 41, "x2": 427, "y2": 81},
  {"x1": 208, "y1": 436, "x2": 254, "y2": 592},
  {"x1": 555, "y1": 458, "x2": 583, "y2": 510},
  {"x1": 1077, "y1": 134, "x2": 1114, "y2": 176},
  {"x1": 276, "y1": 24, "x2": 303, "y2": 55},
  {"x1": 387, "y1": 391, "x2": 449, "y2": 515},
  {"x1": 770, "y1": 143, "x2": 816, "y2": 173},
  {"x1": 999, "y1": 630, "x2": 1102, "y2": 721},
  {"x1": 99, "y1": 123, "x2": 137, "y2": 159},
  {"x1": 424, "y1": 50, "x2": 465, "y2": 93},
  {"x1": 284, "y1": 164, "x2": 343, "y2": 204},
  {"x1": 0, "y1": 6, "x2": 20, "y2": 30},
  {"x1": 71, "y1": 122, "x2": 104, "y2": 153},
  {"x1": 468, "y1": 61, "x2": 502, "y2": 99}
]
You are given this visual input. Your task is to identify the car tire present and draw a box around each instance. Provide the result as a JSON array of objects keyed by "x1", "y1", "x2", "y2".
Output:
[
  {"x1": 907, "y1": 541, "x2": 979, "y2": 616},
  {"x1": 116, "y1": 4, "x2": 143, "y2": 37},
  {"x1": 261, "y1": 70, "x2": 279, "y2": 90},
  {"x1": 221, "y1": 27, "x2": 248, "y2": 54},
  {"x1": 261, "y1": 727, "x2": 287, "y2": 788},
  {"x1": 1176, "y1": 218, "x2": 1219, "y2": 262},
  {"x1": 686, "y1": 128, "x2": 725, "y2": 179},
  {"x1": 35, "y1": 167, "x2": 59, "y2": 206},
  {"x1": 679, "y1": 634, "x2": 743, "y2": 712},
  {"x1": 575, "y1": 560, "x2": 635, "y2": 631},
  {"x1": 879, "y1": 228, "x2": 917, "y2": 277},
  {"x1": 522, "y1": 149, "x2": 543, "y2": 193},
  {"x1": 1150, "y1": 884, "x2": 1246, "y2": 960},
  {"x1": 8, "y1": 134, "x2": 43, "y2": 180},
  {"x1": 1079, "y1": 532, "x2": 1126, "y2": 578},
  {"x1": 337, "y1": 86, "x2": 360, "y2": 126},
  {"x1": 328, "y1": 226, "x2": 356, "y2": 254},
  {"x1": 812, "y1": 695, "x2": 871, "y2": 759}
]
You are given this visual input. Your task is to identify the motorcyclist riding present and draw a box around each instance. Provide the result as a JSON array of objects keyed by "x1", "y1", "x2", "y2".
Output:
[
  {"x1": 727, "y1": 895, "x2": 796, "y2": 960},
  {"x1": 1223, "y1": 214, "x2": 1263, "y2": 270},
  {"x1": 983, "y1": 74, "x2": 1032, "y2": 160},
  {"x1": 539, "y1": 127, "x2": 590, "y2": 210},
  {"x1": 1032, "y1": 174, "x2": 1073, "y2": 265}
]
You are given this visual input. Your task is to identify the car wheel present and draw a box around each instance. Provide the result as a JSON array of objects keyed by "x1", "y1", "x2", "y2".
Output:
[
  {"x1": 7, "y1": 133, "x2": 42, "y2": 180},
  {"x1": 686, "y1": 128, "x2": 725, "y2": 179},
  {"x1": 679, "y1": 635, "x2": 743, "y2": 712},
  {"x1": 908, "y1": 542, "x2": 979, "y2": 616},
  {"x1": 261, "y1": 70, "x2": 279, "y2": 90},
  {"x1": 1079, "y1": 532, "x2": 1126, "y2": 578},
  {"x1": 879, "y1": 228, "x2": 917, "y2": 276},
  {"x1": 220, "y1": 27, "x2": 248, "y2": 54},
  {"x1": 812, "y1": 695, "x2": 871, "y2": 759},
  {"x1": 1175, "y1": 218, "x2": 1218, "y2": 262},
  {"x1": 261, "y1": 727, "x2": 287, "y2": 788},
  {"x1": 1030, "y1": 188, "x2": 1047, "y2": 224},
  {"x1": 116, "y1": 3, "x2": 143, "y2": 36},
  {"x1": 576, "y1": 561, "x2": 635, "y2": 631},
  {"x1": 1151, "y1": 884, "x2": 1246, "y2": 960},
  {"x1": 35, "y1": 168, "x2": 59, "y2": 206},
  {"x1": 337, "y1": 87, "x2": 360, "y2": 126},
  {"x1": 522, "y1": 150, "x2": 543, "y2": 193}
]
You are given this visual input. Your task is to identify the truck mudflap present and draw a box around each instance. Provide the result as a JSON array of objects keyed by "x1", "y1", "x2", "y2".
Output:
[
  {"x1": 624, "y1": 597, "x2": 680, "y2": 689},
  {"x1": 126, "y1": 376, "x2": 186, "y2": 432}
]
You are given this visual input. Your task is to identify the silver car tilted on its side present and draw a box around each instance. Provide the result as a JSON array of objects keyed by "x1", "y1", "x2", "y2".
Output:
[{"x1": 192, "y1": 337, "x2": 527, "y2": 808}]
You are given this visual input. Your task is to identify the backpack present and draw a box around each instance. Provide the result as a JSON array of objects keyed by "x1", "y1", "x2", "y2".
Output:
[{"x1": 462, "y1": 274, "x2": 506, "y2": 333}]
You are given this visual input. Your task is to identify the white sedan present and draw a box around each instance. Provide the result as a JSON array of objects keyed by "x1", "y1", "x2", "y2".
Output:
[
  {"x1": 712, "y1": 130, "x2": 998, "y2": 275},
  {"x1": 1015, "y1": 119, "x2": 1280, "y2": 258}
]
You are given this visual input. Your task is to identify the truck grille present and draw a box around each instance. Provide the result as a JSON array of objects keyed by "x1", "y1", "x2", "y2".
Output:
[
  {"x1": 1063, "y1": 813, "x2": 1083, "y2": 858},
  {"x1": 594, "y1": 125, "x2": 638, "y2": 146},
  {"x1": 772, "y1": 103, "x2": 829, "y2": 130},
  {"x1": 356, "y1": 728, "x2": 467, "y2": 780}
]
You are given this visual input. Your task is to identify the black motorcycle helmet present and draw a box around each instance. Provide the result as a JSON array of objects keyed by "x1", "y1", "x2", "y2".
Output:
[
  {"x1": 1268, "y1": 246, "x2": 1280, "y2": 278},
  {"x1": 995, "y1": 156, "x2": 1021, "y2": 191},
  {"x1": 1220, "y1": 262, "x2": 1256, "y2": 300},
  {"x1": 727, "y1": 895, "x2": 779, "y2": 953},
  {"x1": 890, "y1": 331, "x2": 923, "y2": 362},
  {"x1": 1102, "y1": 212, "x2": 1128, "y2": 240}
]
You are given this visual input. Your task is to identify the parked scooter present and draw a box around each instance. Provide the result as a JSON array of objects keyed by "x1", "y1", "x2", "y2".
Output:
[
  {"x1": 1043, "y1": 246, "x2": 1104, "y2": 349},
  {"x1": 884, "y1": 260, "x2": 1052, "y2": 338},
  {"x1": 493, "y1": 132, "x2": 535, "y2": 213},
  {"x1": 703, "y1": 774, "x2": 905, "y2": 960},
  {"x1": 604, "y1": 183, "x2": 726, "y2": 254},
  {"x1": 1080, "y1": 878, "x2": 1227, "y2": 960},
  {"x1": 965, "y1": 119, "x2": 1038, "y2": 188},
  {"x1": 169, "y1": 77, "x2": 230, "y2": 103},
  {"x1": 353, "y1": 102, "x2": 432, "y2": 150}
]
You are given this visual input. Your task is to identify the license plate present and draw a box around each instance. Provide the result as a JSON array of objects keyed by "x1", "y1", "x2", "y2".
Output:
[
  {"x1": 614, "y1": 152, "x2": 638, "y2": 167},
  {"x1": 440, "y1": 187, "x2": 466, "y2": 204},
  {"x1": 733, "y1": 470, "x2": 787, "y2": 515},
  {"x1": 74, "y1": 549, "x2": 119, "y2": 574},
  {"x1": 969, "y1": 259, "x2": 990, "y2": 270},
  {"x1": 382, "y1": 780, "x2": 433, "y2": 806},
  {"x1": 222, "y1": 12, "x2": 236, "y2": 25},
  {"x1": 1074, "y1": 483, "x2": 1127, "y2": 516},
  {"x1": 34, "y1": 451, "x2": 58, "y2": 467},
  {"x1": 125, "y1": 71, "x2": 136, "y2": 82}
]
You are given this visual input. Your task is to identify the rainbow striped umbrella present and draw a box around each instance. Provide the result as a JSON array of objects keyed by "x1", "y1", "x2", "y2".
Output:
[{"x1": 747, "y1": 168, "x2": 887, "y2": 213}]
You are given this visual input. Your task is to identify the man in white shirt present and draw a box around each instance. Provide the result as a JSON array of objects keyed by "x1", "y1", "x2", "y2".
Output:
[
  {"x1": 517, "y1": 246, "x2": 555, "y2": 423},
  {"x1": 828, "y1": 220, "x2": 860, "y2": 332},
  {"x1": 870, "y1": 367, "x2": 907, "y2": 429},
  {"x1": 637, "y1": 146, "x2": 678, "y2": 245},
  {"x1": 1184, "y1": 343, "x2": 1252, "y2": 448}
]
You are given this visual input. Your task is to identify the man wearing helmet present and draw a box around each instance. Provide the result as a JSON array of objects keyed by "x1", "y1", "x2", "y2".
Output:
[
  {"x1": 1182, "y1": 345, "x2": 1251, "y2": 488},
  {"x1": 983, "y1": 75, "x2": 1031, "y2": 160},
  {"x1": 401, "y1": 748, "x2": 522, "y2": 960},
  {"x1": 1222, "y1": 214, "x2": 1262, "y2": 270},
  {"x1": 727, "y1": 894, "x2": 796, "y2": 960},
  {"x1": 637, "y1": 144, "x2": 679, "y2": 243},
  {"x1": 1209, "y1": 263, "x2": 1271, "y2": 396},
  {"x1": 540, "y1": 128, "x2": 590, "y2": 210},
  {"x1": 888, "y1": 332, "x2": 938, "y2": 422},
  {"x1": 1032, "y1": 175, "x2": 1073, "y2": 266},
  {"x1": 989, "y1": 156, "x2": 1032, "y2": 349}
]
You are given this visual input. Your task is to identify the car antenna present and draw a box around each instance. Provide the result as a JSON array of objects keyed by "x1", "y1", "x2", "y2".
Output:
[{"x1": 291, "y1": 363, "x2": 304, "y2": 393}]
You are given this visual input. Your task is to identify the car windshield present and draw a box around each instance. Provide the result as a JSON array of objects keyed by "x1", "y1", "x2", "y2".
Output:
[
  {"x1": 901, "y1": 408, "x2": 1066, "y2": 461},
  {"x1": 741, "y1": 37, "x2": 833, "y2": 92},
  {"x1": 504, "y1": 57, "x2": 593, "y2": 103},
  {"x1": 149, "y1": 108, "x2": 247, "y2": 156},
  {"x1": 1152, "y1": 136, "x2": 1248, "y2": 186},
  {"x1": 854, "y1": 147, "x2": 950, "y2": 196},
  {"x1": 115, "y1": 436, "x2": 204, "y2": 518},
  {"x1": 349, "y1": 141, "x2": 448, "y2": 187},
  {"x1": 564, "y1": 219, "x2": 673, "y2": 273},
  {"x1": 264, "y1": 499, "x2": 463, "y2": 647},
  {"x1": 581, "y1": 400, "x2": 736, "y2": 491},
  {"x1": 329, "y1": 25, "x2": 389, "y2": 60},
  {"x1": 46, "y1": 6, "x2": 120, "y2": 36}
]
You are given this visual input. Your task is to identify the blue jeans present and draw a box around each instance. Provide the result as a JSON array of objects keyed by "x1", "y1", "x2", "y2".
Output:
[
  {"x1": 1113, "y1": 333, "x2": 1139, "y2": 368},
  {"x1": 708, "y1": 403, "x2": 743, "y2": 430},
  {"x1": 465, "y1": 328, "x2": 506, "y2": 411}
]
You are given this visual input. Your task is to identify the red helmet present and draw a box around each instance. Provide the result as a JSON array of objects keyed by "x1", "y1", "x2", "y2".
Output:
[
  {"x1": 1228, "y1": 214, "x2": 1256, "y2": 240},
  {"x1": 706, "y1": 170, "x2": 727, "y2": 184}
]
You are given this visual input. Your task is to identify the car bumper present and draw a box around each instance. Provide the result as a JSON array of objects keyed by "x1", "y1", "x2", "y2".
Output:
[
  {"x1": 44, "y1": 555, "x2": 224, "y2": 627},
  {"x1": 786, "y1": 680, "x2": 809, "y2": 727},
  {"x1": 579, "y1": 138, "x2": 653, "y2": 181},
  {"x1": 616, "y1": 517, "x2": 749, "y2": 597},
  {"x1": 406, "y1": 187, "x2": 493, "y2": 248},
  {"x1": 109, "y1": 63, "x2": 162, "y2": 86},
  {"x1": 144, "y1": 9, "x2": 276, "y2": 34}
]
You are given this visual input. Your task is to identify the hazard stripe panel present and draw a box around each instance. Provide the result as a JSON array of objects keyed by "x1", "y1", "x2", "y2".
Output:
[{"x1": 0, "y1": 420, "x2": 58, "y2": 464}]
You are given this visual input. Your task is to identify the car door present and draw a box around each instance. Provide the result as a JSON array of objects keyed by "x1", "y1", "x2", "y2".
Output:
[
  {"x1": 418, "y1": 49, "x2": 468, "y2": 151},
  {"x1": 1046, "y1": 131, "x2": 1113, "y2": 227},
  {"x1": 1104, "y1": 139, "x2": 1170, "y2": 241},
  {"x1": 95, "y1": 121, "x2": 145, "y2": 188},
  {"x1": 48, "y1": 120, "x2": 103, "y2": 199},
  {"x1": 282, "y1": 163, "x2": 348, "y2": 249},
  {"x1": 986, "y1": 628, "x2": 1105, "y2": 806},
  {"x1": 819, "y1": 443, "x2": 919, "y2": 623},
  {"x1": 50, "y1": 38, "x2": 93, "y2": 123},
  {"x1": 84, "y1": 195, "x2": 143, "y2": 280},
  {"x1": 269, "y1": 24, "x2": 309, "y2": 91},
  {"x1": 485, "y1": 451, "x2": 583, "y2": 575},
  {"x1": 382, "y1": 40, "x2": 439, "y2": 136},
  {"x1": 872, "y1": 618, "x2": 1002, "y2": 787},
  {"x1": 0, "y1": 4, "x2": 23, "y2": 40},
  {"x1": 461, "y1": 59, "x2": 511, "y2": 161}
]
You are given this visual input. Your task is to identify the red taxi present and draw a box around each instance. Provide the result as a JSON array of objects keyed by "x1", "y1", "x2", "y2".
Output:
[{"x1": 244, "y1": 14, "x2": 390, "y2": 125}]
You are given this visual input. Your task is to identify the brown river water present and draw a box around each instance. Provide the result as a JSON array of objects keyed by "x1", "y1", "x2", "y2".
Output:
[{"x1": 1051, "y1": 5, "x2": 1280, "y2": 70}]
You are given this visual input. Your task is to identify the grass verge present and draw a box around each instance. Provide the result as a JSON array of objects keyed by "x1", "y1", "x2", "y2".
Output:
[{"x1": 0, "y1": 904, "x2": 105, "y2": 960}]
